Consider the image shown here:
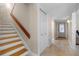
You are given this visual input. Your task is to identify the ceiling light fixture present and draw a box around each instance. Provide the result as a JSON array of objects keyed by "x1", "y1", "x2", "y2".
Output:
[{"x1": 67, "y1": 20, "x2": 70, "y2": 23}]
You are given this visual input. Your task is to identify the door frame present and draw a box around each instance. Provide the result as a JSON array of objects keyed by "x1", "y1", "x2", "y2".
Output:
[{"x1": 54, "y1": 20, "x2": 68, "y2": 39}]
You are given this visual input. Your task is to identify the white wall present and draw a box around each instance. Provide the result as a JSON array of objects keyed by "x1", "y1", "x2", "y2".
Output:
[
  {"x1": 67, "y1": 11, "x2": 77, "y2": 49},
  {"x1": 12, "y1": 4, "x2": 38, "y2": 55},
  {"x1": 0, "y1": 4, "x2": 13, "y2": 23},
  {"x1": 51, "y1": 18, "x2": 55, "y2": 41},
  {"x1": 67, "y1": 17, "x2": 72, "y2": 47},
  {"x1": 70, "y1": 12, "x2": 76, "y2": 49},
  {"x1": 67, "y1": 12, "x2": 76, "y2": 49},
  {"x1": 47, "y1": 16, "x2": 54, "y2": 43},
  {"x1": 76, "y1": 9, "x2": 79, "y2": 30}
]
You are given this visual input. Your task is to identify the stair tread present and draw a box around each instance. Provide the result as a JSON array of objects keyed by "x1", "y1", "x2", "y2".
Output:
[
  {"x1": 0, "y1": 31, "x2": 17, "y2": 33},
  {"x1": 10, "y1": 48, "x2": 28, "y2": 56},
  {"x1": 0, "y1": 40, "x2": 21, "y2": 46},
  {"x1": 0, "y1": 41, "x2": 22, "y2": 50},
  {"x1": 0, "y1": 24, "x2": 12, "y2": 25},
  {"x1": 0, "y1": 29, "x2": 15, "y2": 31},
  {"x1": 2, "y1": 46, "x2": 25, "y2": 56},
  {"x1": 0, "y1": 32, "x2": 17, "y2": 35},
  {"x1": 0, "y1": 27, "x2": 13, "y2": 28},
  {"x1": 0, "y1": 28, "x2": 15, "y2": 31},
  {"x1": 0, "y1": 27, "x2": 14, "y2": 29},
  {"x1": 0, "y1": 33, "x2": 18, "y2": 37},
  {"x1": 0, "y1": 44, "x2": 24, "y2": 55},
  {"x1": 0, "y1": 35, "x2": 19, "y2": 40},
  {"x1": 0, "y1": 37, "x2": 20, "y2": 44},
  {"x1": 0, "y1": 25, "x2": 12, "y2": 27},
  {"x1": 0, "y1": 26, "x2": 13, "y2": 28}
]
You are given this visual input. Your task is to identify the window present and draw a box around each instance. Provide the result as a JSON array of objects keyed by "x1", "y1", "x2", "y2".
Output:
[{"x1": 59, "y1": 24, "x2": 64, "y2": 33}]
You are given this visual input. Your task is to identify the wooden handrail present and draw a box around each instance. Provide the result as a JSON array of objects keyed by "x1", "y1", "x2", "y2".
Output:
[
  {"x1": 10, "y1": 13, "x2": 31, "y2": 39},
  {"x1": 10, "y1": 4, "x2": 30, "y2": 39}
]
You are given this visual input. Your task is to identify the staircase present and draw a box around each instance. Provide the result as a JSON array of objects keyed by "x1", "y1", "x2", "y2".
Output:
[{"x1": 0, "y1": 19, "x2": 28, "y2": 56}]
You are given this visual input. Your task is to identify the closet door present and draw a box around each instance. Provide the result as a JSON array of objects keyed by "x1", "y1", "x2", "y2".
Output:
[
  {"x1": 39, "y1": 9, "x2": 45, "y2": 52},
  {"x1": 39, "y1": 9, "x2": 48, "y2": 53},
  {"x1": 43, "y1": 12, "x2": 48, "y2": 44}
]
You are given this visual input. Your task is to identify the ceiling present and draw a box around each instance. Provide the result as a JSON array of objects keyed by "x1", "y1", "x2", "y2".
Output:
[
  {"x1": 40, "y1": 3, "x2": 79, "y2": 19},
  {"x1": 0, "y1": 3, "x2": 79, "y2": 20}
]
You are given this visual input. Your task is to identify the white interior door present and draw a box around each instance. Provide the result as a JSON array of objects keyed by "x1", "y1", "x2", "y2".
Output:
[{"x1": 39, "y1": 9, "x2": 48, "y2": 54}]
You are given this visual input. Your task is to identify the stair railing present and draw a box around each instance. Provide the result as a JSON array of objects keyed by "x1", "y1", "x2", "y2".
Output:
[{"x1": 10, "y1": 4, "x2": 31, "y2": 39}]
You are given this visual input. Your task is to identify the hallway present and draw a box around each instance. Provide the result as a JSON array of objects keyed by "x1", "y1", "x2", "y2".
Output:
[
  {"x1": 0, "y1": 3, "x2": 79, "y2": 56},
  {"x1": 41, "y1": 38, "x2": 79, "y2": 56}
]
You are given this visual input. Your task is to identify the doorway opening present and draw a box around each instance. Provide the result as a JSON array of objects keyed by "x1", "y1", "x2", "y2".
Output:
[{"x1": 54, "y1": 20, "x2": 67, "y2": 40}]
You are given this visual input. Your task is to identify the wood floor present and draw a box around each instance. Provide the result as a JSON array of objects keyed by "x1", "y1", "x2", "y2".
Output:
[{"x1": 41, "y1": 38, "x2": 79, "y2": 56}]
